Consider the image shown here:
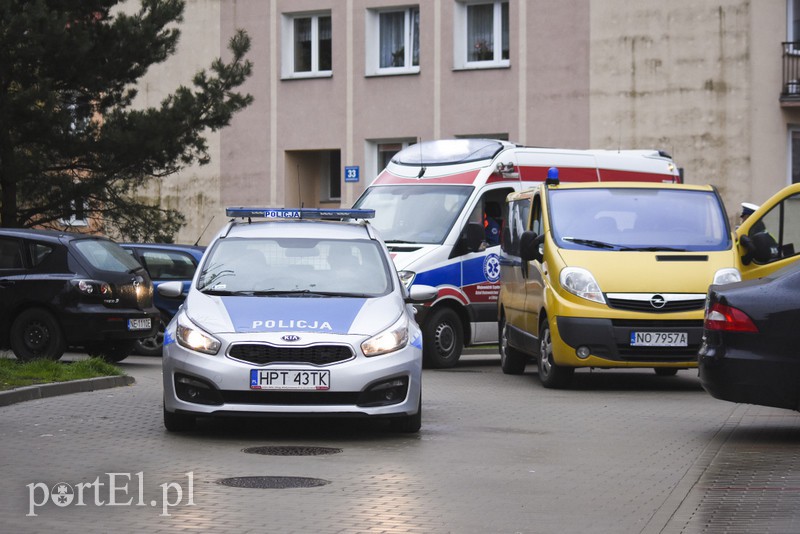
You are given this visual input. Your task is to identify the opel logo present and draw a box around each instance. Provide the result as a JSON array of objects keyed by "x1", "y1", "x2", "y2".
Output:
[
  {"x1": 282, "y1": 335, "x2": 301, "y2": 342},
  {"x1": 650, "y1": 294, "x2": 667, "y2": 309}
]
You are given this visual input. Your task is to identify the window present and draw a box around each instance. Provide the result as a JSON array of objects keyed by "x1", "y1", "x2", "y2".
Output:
[
  {"x1": 282, "y1": 12, "x2": 332, "y2": 79},
  {"x1": 792, "y1": 128, "x2": 800, "y2": 183},
  {"x1": 454, "y1": 1, "x2": 509, "y2": 69},
  {"x1": 365, "y1": 139, "x2": 416, "y2": 185},
  {"x1": 366, "y1": 7, "x2": 420, "y2": 75},
  {"x1": 59, "y1": 198, "x2": 88, "y2": 227},
  {"x1": 0, "y1": 238, "x2": 24, "y2": 269},
  {"x1": 790, "y1": 0, "x2": 800, "y2": 42}
]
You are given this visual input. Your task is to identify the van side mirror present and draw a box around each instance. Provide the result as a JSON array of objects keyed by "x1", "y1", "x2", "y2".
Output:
[
  {"x1": 465, "y1": 222, "x2": 485, "y2": 252},
  {"x1": 520, "y1": 231, "x2": 544, "y2": 264}
]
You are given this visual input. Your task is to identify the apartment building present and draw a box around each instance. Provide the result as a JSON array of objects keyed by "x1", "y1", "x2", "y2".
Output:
[{"x1": 134, "y1": 0, "x2": 800, "y2": 244}]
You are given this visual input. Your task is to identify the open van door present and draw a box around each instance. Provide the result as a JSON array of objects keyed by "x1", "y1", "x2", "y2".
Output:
[{"x1": 735, "y1": 182, "x2": 800, "y2": 280}]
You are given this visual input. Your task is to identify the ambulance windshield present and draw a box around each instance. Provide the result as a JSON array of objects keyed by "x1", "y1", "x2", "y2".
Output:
[{"x1": 354, "y1": 185, "x2": 473, "y2": 244}]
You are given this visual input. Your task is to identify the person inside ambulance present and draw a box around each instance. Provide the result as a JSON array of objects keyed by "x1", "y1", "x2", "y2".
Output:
[{"x1": 483, "y1": 201, "x2": 502, "y2": 247}]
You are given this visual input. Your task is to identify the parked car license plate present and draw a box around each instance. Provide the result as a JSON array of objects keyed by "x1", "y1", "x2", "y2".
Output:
[
  {"x1": 127, "y1": 318, "x2": 152, "y2": 331},
  {"x1": 250, "y1": 369, "x2": 330, "y2": 390},
  {"x1": 630, "y1": 331, "x2": 688, "y2": 347}
]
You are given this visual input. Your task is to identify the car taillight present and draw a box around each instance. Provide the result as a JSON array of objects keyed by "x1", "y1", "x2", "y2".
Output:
[
  {"x1": 74, "y1": 279, "x2": 112, "y2": 297},
  {"x1": 704, "y1": 302, "x2": 758, "y2": 333}
]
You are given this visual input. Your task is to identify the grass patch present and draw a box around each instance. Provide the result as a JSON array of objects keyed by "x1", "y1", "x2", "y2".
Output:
[{"x1": 0, "y1": 358, "x2": 124, "y2": 391}]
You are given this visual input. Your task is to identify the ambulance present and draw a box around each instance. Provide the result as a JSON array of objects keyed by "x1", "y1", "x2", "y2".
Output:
[{"x1": 352, "y1": 138, "x2": 681, "y2": 368}]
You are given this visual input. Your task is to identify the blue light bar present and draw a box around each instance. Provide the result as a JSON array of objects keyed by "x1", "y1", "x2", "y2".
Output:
[{"x1": 225, "y1": 207, "x2": 375, "y2": 219}]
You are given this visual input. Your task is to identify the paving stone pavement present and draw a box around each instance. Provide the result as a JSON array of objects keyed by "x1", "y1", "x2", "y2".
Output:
[{"x1": 0, "y1": 353, "x2": 799, "y2": 533}]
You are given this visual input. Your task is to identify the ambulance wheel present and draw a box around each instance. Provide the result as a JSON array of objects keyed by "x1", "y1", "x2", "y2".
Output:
[
  {"x1": 537, "y1": 320, "x2": 573, "y2": 389},
  {"x1": 423, "y1": 307, "x2": 463, "y2": 369},
  {"x1": 499, "y1": 316, "x2": 527, "y2": 375}
]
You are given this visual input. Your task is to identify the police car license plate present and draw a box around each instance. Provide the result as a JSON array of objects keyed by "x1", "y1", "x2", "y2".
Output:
[
  {"x1": 630, "y1": 331, "x2": 687, "y2": 347},
  {"x1": 127, "y1": 318, "x2": 152, "y2": 331},
  {"x1": 250, "y1": 369, "x2": 330, "y2": 390}
]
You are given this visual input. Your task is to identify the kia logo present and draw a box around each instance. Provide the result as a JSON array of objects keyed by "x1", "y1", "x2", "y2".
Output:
[
  {"x1": 650, "y1": 294, "x2": 667, "y2": 309},
  {"x1": 282, "y1": 335, "x2": 301, "y2": 342}
]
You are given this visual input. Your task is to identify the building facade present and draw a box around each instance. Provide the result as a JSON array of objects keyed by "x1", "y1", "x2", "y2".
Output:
[{"x1": 133, "y1": 0, "x2": 800, "y2": 244}]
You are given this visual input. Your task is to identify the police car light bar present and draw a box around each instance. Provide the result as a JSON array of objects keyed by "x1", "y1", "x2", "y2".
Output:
[{"x1": 226, "y1": 207, "x2": 375, "y2": 220}]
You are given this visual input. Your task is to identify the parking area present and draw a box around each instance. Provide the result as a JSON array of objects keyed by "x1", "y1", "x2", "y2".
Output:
[{"x1": 1, "y1": 351, "x2": 799, "y2": 533}]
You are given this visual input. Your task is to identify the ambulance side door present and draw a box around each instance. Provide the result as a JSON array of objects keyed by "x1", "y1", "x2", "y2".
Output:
[{"x1": 736, "y1": 183, "x2": 800, "y2": 279}]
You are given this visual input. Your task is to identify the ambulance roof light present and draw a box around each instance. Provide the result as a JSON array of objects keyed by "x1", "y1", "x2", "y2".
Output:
[
  {"x1": 546, "y1": 167, "x2": 560, "y2": 185},
  {"x1": 225, "y1": 207, "x2": 375, "y2": 220}
]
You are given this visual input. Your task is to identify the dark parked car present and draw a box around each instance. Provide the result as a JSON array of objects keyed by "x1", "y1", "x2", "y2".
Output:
[
  {"x1": 698, "y1": 260, "x2": 800, "y2": 411},
  {"x1": 0, "y1": 229, "x2": 159, "y2": 362},
  {"x1": 121, "y1": 243, "x2": 205, "y2": 356}
]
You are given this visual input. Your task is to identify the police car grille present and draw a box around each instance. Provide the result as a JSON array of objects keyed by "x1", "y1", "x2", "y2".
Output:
[
  {"x1": 606, "y1": 297, "x2": 705, "y2": 313},
  {"x1": 228, "y1": 344, "x2": 354, "y2": 365}
]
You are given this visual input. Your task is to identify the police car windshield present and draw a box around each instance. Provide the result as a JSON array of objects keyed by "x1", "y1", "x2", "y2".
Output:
[
  {"x1": 548, "y1": 188, "x2": 731, "y2": 252},
  {"x1": 353, "y1": 185, "x2": 473, "y2": 244},
  {"x1": 198, "y1": 238, "x2": 392, "y2": 297}
]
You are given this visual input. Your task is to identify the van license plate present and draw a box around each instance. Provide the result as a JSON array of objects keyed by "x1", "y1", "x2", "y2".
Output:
[
  {"x1": 127, "y1": 318, "x2": 152, "y2": 331},
  {"x1": 250, "y1": 369, "x2": 330, "y2": 390},
  {"x1": 630, "y1": 332, "x2": 687, "y2": 347}
]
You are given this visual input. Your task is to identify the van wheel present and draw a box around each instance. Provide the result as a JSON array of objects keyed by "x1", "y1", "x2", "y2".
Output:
[
  {"x1": 499, "y1": 317, "x2": 527, "y2": 375},
  {"x1": 537, "y1": 320, "x2": 573, "y2": 389},
  {"x1": 423, "y1": 307, "x2": 463, "y2": 368},
  {"x1": 10, "y1": 308, "x2": 65, "y2": 361}
]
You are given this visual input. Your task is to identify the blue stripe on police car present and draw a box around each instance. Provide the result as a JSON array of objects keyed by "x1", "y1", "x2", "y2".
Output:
[{"x1": 221, "y1": 297, "x2": 367, "y2": 334}]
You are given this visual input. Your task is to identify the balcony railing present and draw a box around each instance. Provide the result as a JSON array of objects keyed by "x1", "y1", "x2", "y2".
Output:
[{"x1": 782, "y1": 42, "x2": 800, "y2": 103}]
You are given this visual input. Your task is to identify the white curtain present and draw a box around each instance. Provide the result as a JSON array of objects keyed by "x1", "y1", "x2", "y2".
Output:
[
  {"x1": 380, "y1": 11, "x2": 405, "y2": 67},
  {"x1": 468, "y1": 3, "x2": 494, "y2": 61}
]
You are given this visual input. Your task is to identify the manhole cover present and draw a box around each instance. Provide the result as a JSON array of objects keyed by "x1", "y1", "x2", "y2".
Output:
[
  {"x1": 216, "y1": 476, "x2": 331, "y2": 489},
  {"x1": 242, "y1": 446, "x2": 342, "y2": 456}
]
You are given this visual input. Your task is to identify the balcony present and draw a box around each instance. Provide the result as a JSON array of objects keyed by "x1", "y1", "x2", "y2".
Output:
[{"x1": 782, "y1": 42, "x2": 800, "y2": 105}]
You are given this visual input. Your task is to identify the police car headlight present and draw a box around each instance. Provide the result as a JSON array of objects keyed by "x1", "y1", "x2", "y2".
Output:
[
  {"x1": 361, "y1": 315, "x2": 409, "y2": 357},
  {"x1": 712, "y1": 268, "x2": 741, "y2": 285},
  {"x1": 176, "y1": 316, "x2": 221, "y2": 355},
  {"x1": 559, "y1": 267, "x2": 605, "y2": 304},
  {"x1": 397, "y1": 270, "x2": 415, "y2": 291}
]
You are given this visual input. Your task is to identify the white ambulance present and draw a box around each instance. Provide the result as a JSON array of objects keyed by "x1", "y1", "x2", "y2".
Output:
[{"x1": 352, "y1": 138, "x2": 680, "y2": 368}]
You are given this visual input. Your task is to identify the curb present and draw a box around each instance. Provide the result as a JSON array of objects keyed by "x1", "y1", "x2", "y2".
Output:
[{"x1": 0, "y1": 375, "x2": 136, "y2": 407}]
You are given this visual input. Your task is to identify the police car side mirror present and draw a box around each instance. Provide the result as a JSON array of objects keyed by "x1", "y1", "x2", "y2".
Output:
[
  {"x1": 520, "y1": 231, "x2": 544, "y2": 264},
  {"x1": 157, "y1": 281, "x2": 184, "y2": 298},
  {"x1": 406, "y1": 285, "x2": 438, "y2": 304},
  {"x1": 465, "y1": 222, "x2": 485, "y2": 252}
]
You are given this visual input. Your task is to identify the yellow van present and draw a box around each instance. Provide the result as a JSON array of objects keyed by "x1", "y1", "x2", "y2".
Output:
[{"x1": 497, "y1": 179, "x2": 800, "y2": 388}]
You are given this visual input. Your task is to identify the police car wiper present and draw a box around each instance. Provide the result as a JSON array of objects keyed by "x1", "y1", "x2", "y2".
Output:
[{"x1": 562, "y1": 237, "x2": 617, "y2": 249}]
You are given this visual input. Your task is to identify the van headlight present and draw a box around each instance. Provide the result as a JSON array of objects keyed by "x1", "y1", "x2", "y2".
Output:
[
  {"x1": 560, "y1": 267, "x2": 605, "y2": 304},
  {"x1": 361, "y1": 315, "x2": 409, "y2": 357},
  {"x1": 712, "y1": 268, "x2": 741, "y2": 285},
  {"x1": 176, "y1": 315, "x2": 221, "y2": 355}
]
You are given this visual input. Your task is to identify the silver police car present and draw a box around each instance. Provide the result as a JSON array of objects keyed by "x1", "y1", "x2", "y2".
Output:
[{"x1": 160, "y1": 208, "x2": 436, "y2": 433}]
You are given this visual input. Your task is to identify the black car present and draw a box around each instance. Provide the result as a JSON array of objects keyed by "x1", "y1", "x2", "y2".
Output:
[
  {"x1": 120, "y1": 243, "x2": 205, "y2": 356},
  {"x1": 0, "y1": 229, "x2": 160, "y2": 362},
  {"x1": 698, "y1": 260, "x2": 800, "y2": 411}
]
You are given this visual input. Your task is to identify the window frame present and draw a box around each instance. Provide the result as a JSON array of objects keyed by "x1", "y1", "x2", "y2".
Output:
[
  {"x1": 453, "y1": 0, "x2": 510, "y2": 70},
  {"x1": 366, "y1": 6, "x2": 421, "y2": 77},
  {"x1": 281, "y1": 11, "x2": 333, "y2": 80}
]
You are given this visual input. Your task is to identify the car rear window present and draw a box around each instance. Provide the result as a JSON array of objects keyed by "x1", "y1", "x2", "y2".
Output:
[{"x1": 73, "y1": 239, "x2": 143, "y2": 273}]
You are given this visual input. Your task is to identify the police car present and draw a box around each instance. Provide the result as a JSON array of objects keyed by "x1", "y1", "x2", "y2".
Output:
[{"x1": 159, "y1": 208, "x2": 437, "y2": 432}]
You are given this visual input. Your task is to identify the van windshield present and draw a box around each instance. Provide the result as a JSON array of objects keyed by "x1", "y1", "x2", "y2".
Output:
[
  {"x1": 548, "y1": 188, "x2": 731, "y2": 252},
  {"x1": 353, "y1": 185, "x2": 473, "y2": 244}
]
